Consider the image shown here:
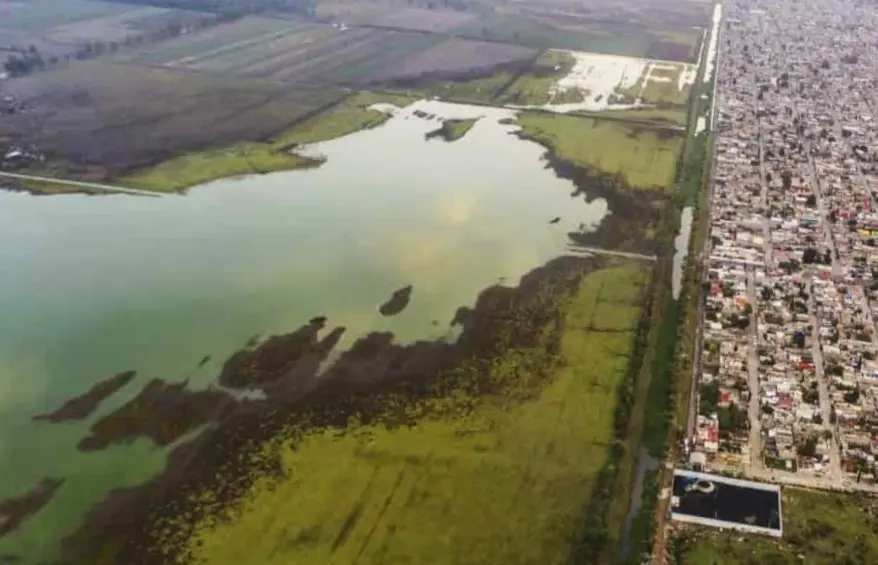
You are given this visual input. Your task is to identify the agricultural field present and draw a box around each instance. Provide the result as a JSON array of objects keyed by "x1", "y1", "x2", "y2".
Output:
[
  {"x1": 670, "y1": 488, "x2": 878, "y2": 565},
  {"x1": 330, "y1": 7, "x2": 479, "y2": 32},
  {"x1": 515, "y1": 112, "x2": 683, "y2": 191},
  {"x1": 0, "y1": 61, "x2": 344, "y2": 180},
  {"x1": 152, "y1": 262, "x2": 651, "y2": 565},
  {"x1": 0, "y1": 0, "x2": 212, "y2": 60},
  {"x1": 370, "y1": 38, "x2": 538, "y2": 84},
  {"x1": 452, "y1": 12, "x2": 702, "y2": 63},
  {"x1": 120, "y1": 17, "x2": 446, "y2": 84},
  {"x1": 116, "y1": 16, "x2": 313, "y2": 65}
]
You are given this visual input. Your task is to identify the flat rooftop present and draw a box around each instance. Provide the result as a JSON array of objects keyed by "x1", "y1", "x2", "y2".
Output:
[{"x1": 670, "y1": 470, "x2": 783, "y2": 537}]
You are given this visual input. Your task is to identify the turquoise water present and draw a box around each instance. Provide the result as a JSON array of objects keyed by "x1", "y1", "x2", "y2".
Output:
[{"x1": 0, "y1": 100, "x2": 608, "y2": 561}]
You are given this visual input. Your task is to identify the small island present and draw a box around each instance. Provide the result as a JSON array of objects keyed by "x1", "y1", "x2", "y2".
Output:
[
  {"x1": 77, "y1": 379, "x2": 234, "y2": 451},
  {"x1": 379, "y1": 285, "x2": 413, "y2": 316},
  {"x1": 0, "y1": 478, "x2": 64, "y2": 538},
  {"x1": 425, "y1": 118, "x2": 478, "y2": 142},
  {"x1": 33, "y1": 370, "x2": 136, "y2": 423}
]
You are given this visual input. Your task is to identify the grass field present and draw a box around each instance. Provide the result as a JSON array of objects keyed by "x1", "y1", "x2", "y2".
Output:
[
  {"x1": 581, "y1": 107, "x2": 689, "y2": 127},
  {"x1": 671, "y1": 488, "x2": 878, "y2": 565},
  {"x1": 514, "y1": 112, "x2": 683, "y2": 191},
  {"x1": 412, "y1": 71, "x2": 517, "y2": 105},
  {"x1": 613, "y1": 62, "x2": 695, "y2": 107},
  {"x1": 499, "y1": 50, "x2": 581, "y2": 106},
  {"x1": 121, "y1": 91, "x2": 416, "y2": 191},
  {"x1": 155, "y1": 263, "x2": 649, "y2": 565}
]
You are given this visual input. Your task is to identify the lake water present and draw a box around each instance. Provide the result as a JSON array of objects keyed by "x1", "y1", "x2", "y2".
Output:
[
  {"x1": 672, "y1": 206, "x2": 694, "y2": 299},
  {"x1": 0, "y1": 100, "x2": 608, "y2": 561}
]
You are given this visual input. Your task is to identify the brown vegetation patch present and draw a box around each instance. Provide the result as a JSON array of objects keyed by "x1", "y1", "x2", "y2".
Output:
[
  {"x1": 0, "y1": 478, "x2": 64, "y2": 539},
  {"x1": 361, "y1": 7, "x2": 478, "y2": 32},
  {"x1": 378, "y1": 285, "x2": 413, "y2": 316},
  {"x1": 646, "y1": 41, "x2": 694, "y2": 62},
  {"x1": 0, "y1": 62, "x2": 343, "y2": 179},
  {"x1": 33, "y1": 370, "x2": 136, "y2": 423},
  {"x1": 77, "y1": 380, "x2": 236, "y2": 451},
  {"x1": 370, "y1": 37, "x2": 538, "y2": 82}
]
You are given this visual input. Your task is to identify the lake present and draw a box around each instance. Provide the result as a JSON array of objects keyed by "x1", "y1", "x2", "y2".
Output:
[{"x1": 0, "y1": 100, "x2": 609, "y2": 562}]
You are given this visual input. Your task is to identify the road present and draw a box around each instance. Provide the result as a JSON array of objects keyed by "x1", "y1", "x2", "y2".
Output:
[
  {"x1": 753, "y1": 88, "x2": 774, "y2": 269},
  {"x1": 0, "y1": 171, "x2": 168, "y2": 198},
  {"x1": 745, "y1": 267, "x2": 763, "y2": 471},
  {"x1": 564, "y1": 245, "x2": 657, "y2": 262},
  {"x1": 807, "y1": 281, "x2": 844, "y2": 483}
]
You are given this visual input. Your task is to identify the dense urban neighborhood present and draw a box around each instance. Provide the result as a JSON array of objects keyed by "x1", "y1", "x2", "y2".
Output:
[{"x1": 692, "y1": 0, "x2": 878, "y2": 493}]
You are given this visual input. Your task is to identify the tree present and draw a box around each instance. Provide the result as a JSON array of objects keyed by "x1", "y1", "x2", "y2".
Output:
[
  {"x1": 803, "y1": 247, "x2": 819, "y2": 264},
  {"x1": 798, "y1": 436, "x2": 818, "y2": 457},
  {"x1": 781, "y1": 169, "x2": 793, "y2": 190},
  {"x1": 806, "y1": 194, "x2": 817, "y2": 206},
  {"x1": 844, "y1": 389, "x2": 860, "y2": 403}
]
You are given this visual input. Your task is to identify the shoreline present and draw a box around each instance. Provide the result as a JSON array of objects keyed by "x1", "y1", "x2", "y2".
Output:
[{"x1": 55, "y1": 151, "x2": 664, "y2": 563}]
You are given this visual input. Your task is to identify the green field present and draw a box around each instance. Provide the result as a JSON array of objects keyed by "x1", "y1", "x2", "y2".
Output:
[
  {"x1": 672, "y1": 488, "x2": 878, "y2": 565},
  {"x1": 499, "y1": 50, "x2": 582, "y2": 106},
  {"x1": 409, "y1": 71, "x2": 518, "y2": 105},
  {"x1": 515, "y1": 112, "x2": 683, "y2": 191},
  {"x1": 121, "y1": 91, "x2": 416, "y2": 192},
  {"x1": 579, "y1": 107, "x2": 689, "y2": 127},
  {"x1": 153, "y1": 263, "x2": 649, "y2": 565},
  {"x1": 0, "y1": 0, "x2": 133, "y2": 31},
  {"x1": 613, "y1": 64, "x2": 694, "y2": 107}
]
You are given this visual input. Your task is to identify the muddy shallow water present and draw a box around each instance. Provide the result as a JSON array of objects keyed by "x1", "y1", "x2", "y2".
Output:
[{"x1": 0, "y1": 100, "x2": 612, "y2": 562}]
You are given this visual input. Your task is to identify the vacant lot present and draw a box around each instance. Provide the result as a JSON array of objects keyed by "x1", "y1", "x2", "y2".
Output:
[
  {"x1": 500, "y1": 51, "x2": 693, "y2": 125},
  {"x1": 672, "y1": 488, "x2": 878, "y2": 565},
  {"x1": 371, "y1": 38, "x2": 538, "y2": 83},
  {"x1": 0, "y1": 62, "x2": 343, "y2": 178},
  {"x1": 162, "y1": 263, "x2": 650, "y2": 565},
  {"x1": 515, "y1": 112, "x2": 683, "y2": 191}
]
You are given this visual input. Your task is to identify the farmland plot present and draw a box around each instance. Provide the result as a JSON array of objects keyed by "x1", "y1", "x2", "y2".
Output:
[
  {"x1": 126, "y1": 21, "x2": 446, "y2": 85},
  {"x1": 38, "y1": 7, "x2": 212, "y2": 46},
  {"x1": 371, "y1": 38, "x2": 538, "y2": 83},
  {"x1": 1, "y1": 61, "x2": 343, "y2": 178},
  {"x1": 118, "y1": 16, "x2": 299, "y2": 65},
  {"x1": 348, "y1": 7, "x2": 479, "y2": 32}
]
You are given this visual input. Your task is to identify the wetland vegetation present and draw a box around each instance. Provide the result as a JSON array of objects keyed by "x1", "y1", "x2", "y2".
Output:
[
  {"x1": 424, "y1": 118, "x2": 478, "y2": 142},
  {"x1": 514, "y1": 112, "x2": 683, "y2": 192},
  {"x1": 58, "y1": 257, "x2": 652, "y2": 565}
]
